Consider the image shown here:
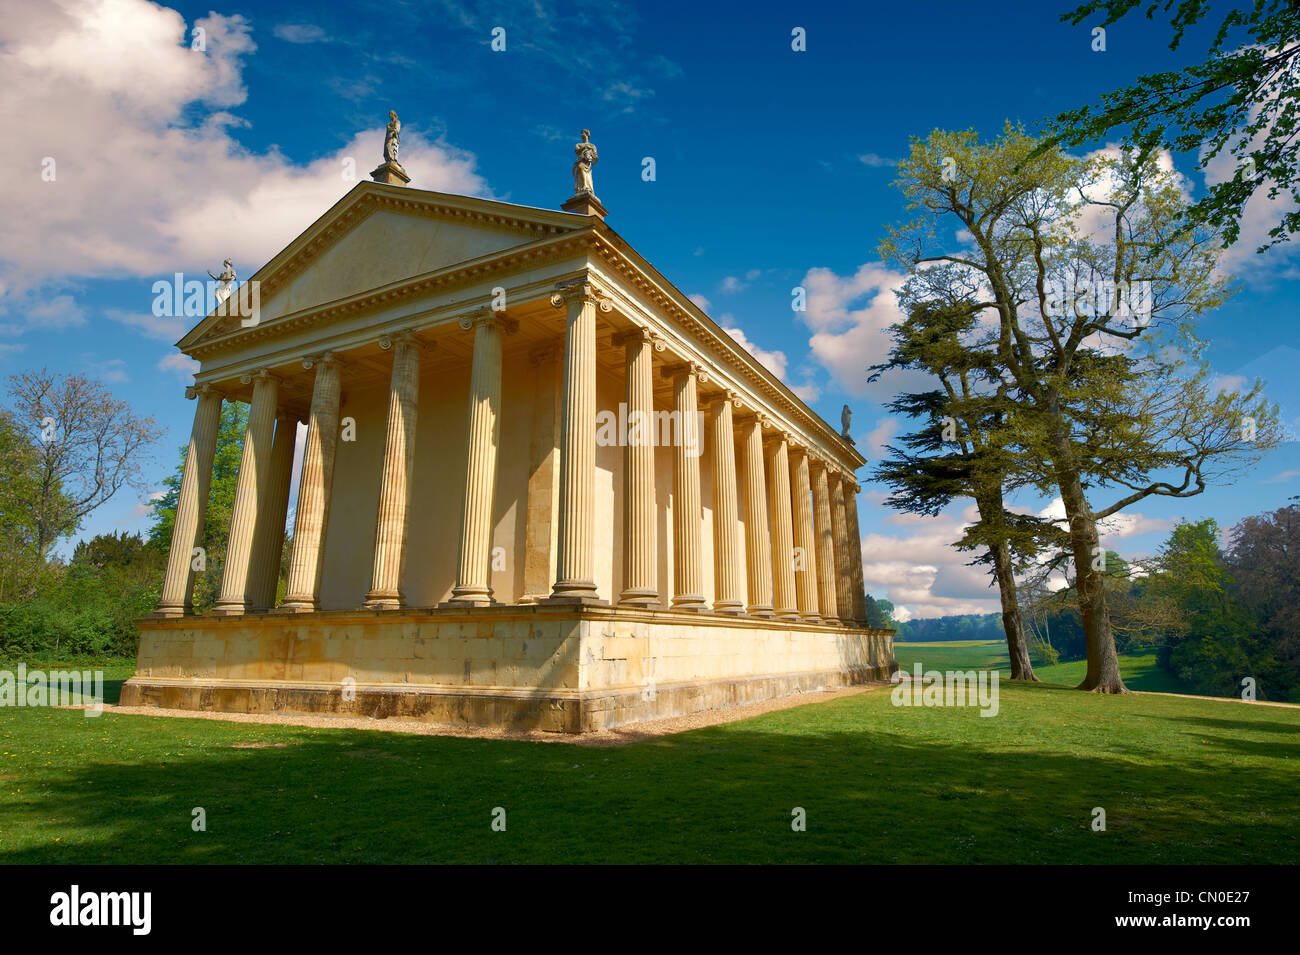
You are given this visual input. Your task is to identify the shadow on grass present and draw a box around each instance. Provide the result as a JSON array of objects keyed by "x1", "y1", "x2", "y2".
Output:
[{"x1": 3, "y1": 691, "x2": 1297, "y2": 865}]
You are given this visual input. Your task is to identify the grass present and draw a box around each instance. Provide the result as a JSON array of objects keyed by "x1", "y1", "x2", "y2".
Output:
[
  {"x1": 1, "y1": 665, "x2": 1296, "y2": 863},
  {"x1": 895, "y1": 641, "x2": 1195, "y2": 694}
]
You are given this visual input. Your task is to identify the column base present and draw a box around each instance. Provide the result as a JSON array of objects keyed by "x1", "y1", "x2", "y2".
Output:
[
  {"x1": 618, "y1": 588, "x2": 661, "y2": 608},
  {"x1": 210, "y1": 602, "x2": 249, "y2": 616},
  {"x1": 152, "y1": 605, "x2": 189, "y2": 618},
  {"x1": 362, "y1": 593, "x2": 406, "y2": 611},
  {"x1": 746, "y1": 605, "x2": 775, "y2": 618},
  {"x1": 279, "y1": 599, "x2": 320, "y2": 613},
  {"x1": 671, "y1": 595, "x2": 710, "y2": 612},
  {"x1": 541, "y1": 597, "x2": 610, "y2": 607},
  {"x1": 545, "y1": 579, "x2": 604, "y2": 605},
  {"x1": 774, "y1": 608, "x2": 801, "y2": 619},
  {"x1": 443, "y1": 584, "x2": 492, "y2": 608},
  {"x1": 712, "y1": 600, "x2": 745, "y2": 615}
]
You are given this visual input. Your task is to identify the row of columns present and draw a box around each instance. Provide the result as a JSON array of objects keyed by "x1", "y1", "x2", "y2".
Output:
[{"x1": 157, "y1": 282, "x2": 869, "y2": 625}]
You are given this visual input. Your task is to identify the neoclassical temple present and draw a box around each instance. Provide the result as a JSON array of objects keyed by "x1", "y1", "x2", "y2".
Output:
[{"x1": 121, "y1": 125, "x2": 893, "y2": 732}]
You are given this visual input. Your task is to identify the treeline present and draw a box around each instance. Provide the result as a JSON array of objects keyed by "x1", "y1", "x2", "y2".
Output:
[
  {"x1": 1024, "y1": 510, "x2": 1300, "y2": 702},
  {"x1": 0, "y1": 370, "x2": 161, "y2": 660},
  {"x1": 892, "y1": 613, "x2": 1005, "y2": 643},
  {"x1": 0, "y1": 396, "x2": 274, "y2": 660}
]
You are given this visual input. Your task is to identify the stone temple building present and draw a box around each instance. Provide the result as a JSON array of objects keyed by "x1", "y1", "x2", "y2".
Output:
[{"x1": 121, "y1": 124, "x2": 894, "y2": 733}]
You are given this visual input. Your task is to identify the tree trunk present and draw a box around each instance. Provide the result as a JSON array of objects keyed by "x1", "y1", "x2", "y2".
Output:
[
  {"x1": 1055, "y1": 465, "x2": 1129, "y2": 693},
  {"x1": 991, "y1": 538, "x2": 1038, "y2": 681}
]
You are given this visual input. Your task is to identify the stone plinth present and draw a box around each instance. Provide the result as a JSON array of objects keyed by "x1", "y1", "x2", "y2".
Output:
[{"x1": 121, "y1": 606, "x2": 894, "y2": 734}]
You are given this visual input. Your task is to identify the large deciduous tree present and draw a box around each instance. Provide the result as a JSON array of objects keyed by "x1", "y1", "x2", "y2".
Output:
[
  {"x1": 1045, "y1": 0, "x2": 1300, "y2": 251},
  {"x1": 880, "y1": 124, "x2": 1281, "y2": 692},
  {"x1": 5, "y1": 370, "x2": 158, "y2": 559}
]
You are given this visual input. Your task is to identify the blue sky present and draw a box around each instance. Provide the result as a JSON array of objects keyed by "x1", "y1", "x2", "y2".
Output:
[{"x1": 3, "y1": 0, "x2": 1297, "y2": 618}]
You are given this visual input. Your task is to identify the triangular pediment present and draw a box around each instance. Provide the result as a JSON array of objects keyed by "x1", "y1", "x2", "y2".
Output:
[{"x1": 179, "y1": 182, "x2": 588, "y2": 350}]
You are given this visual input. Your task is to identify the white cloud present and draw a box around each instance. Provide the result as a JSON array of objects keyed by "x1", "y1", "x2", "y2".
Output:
[
  {"x1": 602, "y1": 81, "x2": 653, "y2": 114},
  {"x1": 688, "y1": 293, "x2": 712, "y2": 312},
  {"x1": 857, "y1": 152, "x2": 895, "y2": 168},
  {"x1": 1263, "y1": 468, "x2": 1300, "y2": 483},
  {"x1": 863, "y1": 415, "x2": 898, "y2": 461},
  {"x1": 106, "y1": 308, "x2": 188, "y2": 342},
  {"x1": 860, "y1": 509, "x2": 1005, "y2": 619},
  {"x1": 797, "y1": 262, "x2": 925, "y2": 398},
  {"x1": 723, "y1": 319, "x2": 787, "y2": 379},
  {"x1": 719, "y1": 275, "x2": 746, "y2": 294},
  {"x1": 85, "y1": 357, "x2": 128, "y2": 382},
  {"x1": 790, "y1": 381, "x2": 821, "y2": 403},
  {"x1": 273, "y1": 23, "x2": 329, "y2": 44},
  {"x1": 0, "y1": 0, "x2": 490, "y2": 331},
  {"x1": 158, "y1": 352, "x2": 199, "y2": 382}
]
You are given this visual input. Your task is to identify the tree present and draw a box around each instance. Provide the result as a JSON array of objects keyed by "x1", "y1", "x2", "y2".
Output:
[
  {"x1": 871, "y1": 301, "x2": 1056, "y2": 680},
  {"x1": 1045, "y1": 0, "x2": 1300, "y2": 250},
  {"x1": 1227, "y1": 504, "x2": 1300, "y2": 691},
  {"x1": 881, "y1": 124, "x2": 1281, "y2": 691},
  {"x1": 149, "y1": 401, "x2": 247, "y2": 612},
  {"x1": 0, "y1": 410, "x2": 64, "y2": 599},
  {"x1": 6, "y1": 370, "x2": 158, "y2": 557}
]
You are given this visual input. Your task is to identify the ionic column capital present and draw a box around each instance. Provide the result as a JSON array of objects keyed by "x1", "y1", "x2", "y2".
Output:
[
  {"x1": 550, "y1": 280, "x2": 613, "y2": 312},
  {"x1": 459, "y1": 305, "x2": 518, "y2": 334},
  {"x1": 660, "y1": 360, "x2": 708, "y2": 384},
  {"x1": 611, "y1": 325, "x2": 663, "y2": 350},
  {"x1": 378, "y1": 329, "x2": 421, "y2": 351},
  {"x1": 239, "y1": 368, "x2": 279, "y2": 387},
  {"x1": 302, "y1": 350, "x2": 348, "y2": 371},
  {"x1": 184, "y1": 382, "x2": 223, "y2": 401}
]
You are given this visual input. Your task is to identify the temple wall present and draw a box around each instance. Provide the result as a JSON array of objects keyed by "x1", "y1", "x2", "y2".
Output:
[{"x1": 122, "y1": 607, "x2": 894, "y2": 733}]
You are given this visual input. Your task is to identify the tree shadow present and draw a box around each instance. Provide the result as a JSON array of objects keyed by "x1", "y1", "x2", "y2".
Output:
[{"x1": 3, "y1": 695, "x2": 1297, "y2": 865}]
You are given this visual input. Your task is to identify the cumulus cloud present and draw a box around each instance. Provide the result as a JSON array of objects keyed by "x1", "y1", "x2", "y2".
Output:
[
  {"x1": 860, "y1": 510, "x2": 1004, "y2": 619},
  {"x1": 158, "y1": 352, "x2": 199, "y2": 382},
  {"x1": 0, "y1": 0, "x2": 490, "y2": 332},
  {"x1": 723, "y1": 319, "x2": 787, "y2": 379},
  {"x1": 797, "y1": 262, "x2": 926, "y2": 398}
]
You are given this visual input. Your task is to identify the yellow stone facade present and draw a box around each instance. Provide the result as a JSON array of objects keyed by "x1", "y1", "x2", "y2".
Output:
[{"x1": 122, "y1": 177, "x2": 893, "y2": 732}]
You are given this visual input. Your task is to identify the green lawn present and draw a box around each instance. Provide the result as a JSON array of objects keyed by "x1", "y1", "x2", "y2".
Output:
[
  {"x1": 895, "y1": 641, "x2": 1195, "y2": 694},
  {"x1": 2, "y1": 664, "x2": 1296, "y2": 864}
]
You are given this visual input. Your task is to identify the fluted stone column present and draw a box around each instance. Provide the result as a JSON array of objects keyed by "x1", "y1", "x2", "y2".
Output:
[
  {"x1": 213, "y1": 370, "x2": 279, "y2": 615},
  {"x1": 450, "y1": 312, "x2": 510, "y2": 606},
  {"x1": 764, "y1": 434, "x2": 799, "y2": 618},
  {"x1": 737, "y1": 416, "x2": 773, "y2": 616},
  {"x1": 249, "y1": 412, "x2": 297, "y2": 610},
  {"x1": 830, "y1": 472, "x2": 854, "y2": 624},
  {"x1": 156, "y1": 385, "x2": 223, "y2": 616},
  {"x1": 283, "y1": 355, "x2": 342, "y2": 611},
  {"x1": 547, "y1": 283, "x2": 606, "y2": 604},
  {"x1": 843, "y1": 477, "x2": 868, "y2": 623},
  {"x1": 667, "y1": 363, "x2": 706, "y2": 610},
  {"x1": 790, "y1": 447, "x2": 821, "y2": 621},
  {"x1": 363, "y1": 334, "x2": 420, "y2": 610},
  {"x1": 811, "y1": 461, "x2": 839, "y2": 622},
  {"x1": 521, "y1": 345, "x2": 561, "y2": 602},
  {"x1": 709, "y1": 396, "x2": 744, "y2": 614},
  {"x1": 614, "y1": 328, "x2": 659, "y2": 606}
]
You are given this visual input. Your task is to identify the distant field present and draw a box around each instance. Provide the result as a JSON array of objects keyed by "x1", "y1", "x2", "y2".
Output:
[{"x1": 894, "y1": 641, "x2": 1195, "y2": 694}]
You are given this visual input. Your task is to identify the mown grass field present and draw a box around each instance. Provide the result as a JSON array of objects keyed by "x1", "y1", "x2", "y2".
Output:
[
  {"x1": 1, "y1": 657, "x2": 1295, "y2": 864},
  {"x1": 894, "y1": 640, "x2": 1194, "y2": 694}
]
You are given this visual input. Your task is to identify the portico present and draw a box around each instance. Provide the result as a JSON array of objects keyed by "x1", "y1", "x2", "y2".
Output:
[{"x1": 123, "y1": 125, "x2": 892, "y2": 732}]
